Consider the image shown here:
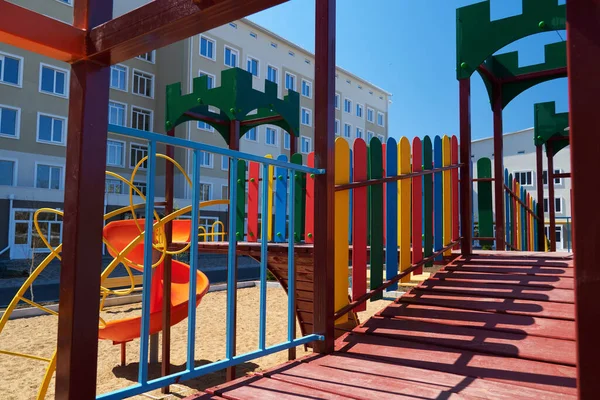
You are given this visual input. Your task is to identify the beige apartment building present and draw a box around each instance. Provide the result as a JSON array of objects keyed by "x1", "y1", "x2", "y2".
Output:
[{"x1": 0, "y1": 0, "x2": 391, "y2": 260}]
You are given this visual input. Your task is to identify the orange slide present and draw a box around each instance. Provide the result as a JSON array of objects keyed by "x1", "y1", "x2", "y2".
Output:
[{"x1": 99, "y1": 219, "x2": 209, "y2": 344}]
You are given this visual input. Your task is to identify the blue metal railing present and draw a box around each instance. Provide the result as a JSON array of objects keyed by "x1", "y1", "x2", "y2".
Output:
[{"x1": 98, "y1": 125, "x2": 324, "y2": 400}]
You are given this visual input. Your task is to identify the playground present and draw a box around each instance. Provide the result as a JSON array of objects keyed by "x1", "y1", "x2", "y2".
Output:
[{"x1": 0, "y1": 0, "x2": 597, "y2": 399}]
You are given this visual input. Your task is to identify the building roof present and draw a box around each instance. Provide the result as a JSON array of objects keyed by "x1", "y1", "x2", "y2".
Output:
[{"x1": 471, "y1": 127, "x2": 534, "y2": 144}]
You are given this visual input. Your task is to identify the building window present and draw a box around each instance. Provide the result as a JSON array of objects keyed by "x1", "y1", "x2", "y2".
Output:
[
  {"x1": 199, "y1": 151, "x2": 213, "y2": 168},
  {"x1": 285, "y1": 72, "x2": 296, "y2": 91},
  {"x1": 335, "y1": 94, "x2": 340, "y2": 110},
  {"x1": 105, "y1": 178, "x2": 123, "y2": 194},
  {"x1": 334, "y1": 119, "x2": 340, "y2": 136},
  {"x1": 229, "y1": 22, "x2": 237, "y2": 29},
  {"x1": 514, "y1": 171, "x2": 533, "y2": 186},
  {"x1": 221, "y1": 155, "x2": 229, "y2": 171},
  {"x1": 356, "y1": 103, "x2": 363, "y2": 118},
  {"x1": 377, "y1": 112, "x2": 385, "y2": 127},
  {"x1": 0, "y1": 52, "x2": 22, "y2": 87},
  {"x1": 0, "y1": 105, "x2": 19, "y2": 138},
  {"x1": 284, "y1": 131, "x2": 291, "y2": 150},
  {"x1": 343, "y1": 123, "x2": 352, "y2": 138},
  {"x1": 288, "y1": 51, "x2": 295, "y2": 57},
  {"x1": 224, "y1": 46, "x2": 239, "y2": 68},
  {"x1": 131, "y1": 107, "x2": 152, "y2": 131},
  {"x1": 267, "y1": 65, "x2": 278, "y2": 83},
  {"x1": 199, "y1": 35, "x2": 216, "y2": 60},
  {"x1": 36, "y1": 164, "x2": 62, "y2": 190},
  {"x1": 250, "y1": 32, "x2": 258, "y2": 39},
  {"x1": 110, "y1": 65, "x2": 128, "y2": 91},
  {"x1": 37, "y1": 113, "x2": 66, "y2": 145},
  {"x1": 542, "y1": 169, "x2": 562, "y2": 185},
  {"x1": 301, "y1": 80, "x2": 312, "y2": 98},
  {"x1": 271, "y1": 42, "x2": 278, "y2": 48},
  {"x1": 0, "y1": 160, "x2": 15, "y2": 186},
  {"x1": 133, "y1": 181, "x2": 147, "y2": 196},
  {"x1": 199, "y1": 183, "x2": 212, "y2": 202},
  {"x1": 197, "y1": 72, "x2": 215, "y2": 131},
  {"x1": 137, "y1": 51, "x2": 155, "y2": 63},
  {"x1": 247, "y1": 57, "x2": 259, "y2": 77},
  {"x1": 301, "y1": 108, "x2": 312, "y2": 126},
  {"x1": 106, "y1": 140, "x2": 125, "y2": 167},
  {"x1": 245, "y1": 127, "x2": 258, "y2": 142},
  {"x1": 367, "y1": 107, "x2": 374, "y2": 123},
  {"x1": 56, "y1": 0, "x2": 73, "y2": 4},
  {"x1": 543, "y1": 198, "x2": 563, "y2": 214},
  {"x1": 301, "y1": 136, "x2": 312, "y2": 154},
  {"x1": 221, "y1": 185, "x2": 229, "y2": 200},
  {"x1": 356, "y1": 127, "x2": 363, "y2": 139},
  {"x1": 132, "y1": 70, "x2": 154, "y2": 98},
  {"x1": 40, "y1": 64, "x2": 68, "y2": 97},
  {"x1": 344, "y1": 98, "x2": 352, "y2": 113},
  {"x1": 367, "y1": 131, "x2": 374, "y2": 142},
  {"x1": 545, "y1": 225, "x2": 563, "y2": 248},
  {"x1": 305, "y1": 59, "x2": 311, "y2": 64},
  {"x1": 108, "y1": 101, "x2": 126, "y2": 126},
  {"x1": 377, "y1": 134, "x2": 385, "y2": 143},
  {"x1": 265, "y1": 127, "x2": 278, "y2": 146},
  {"x1": 130, "y1": 143, "x2": 148, "y2": 169}
]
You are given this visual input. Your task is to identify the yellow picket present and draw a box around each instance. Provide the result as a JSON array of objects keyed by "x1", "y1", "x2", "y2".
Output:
[
  {"x1": 334, "y1": 138, "x2": 350, "y2": 324},
  {"x1": 398, "y1": 137, "x2": 411, "y2": 283},
  {"x1": 265, "y1": 154, "x2": 274, "y2": 241}
]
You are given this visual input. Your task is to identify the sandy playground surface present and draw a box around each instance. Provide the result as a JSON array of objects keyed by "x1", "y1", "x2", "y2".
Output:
[{"x1": 0, "y1": 286, "x2": 390, "y2": 399}]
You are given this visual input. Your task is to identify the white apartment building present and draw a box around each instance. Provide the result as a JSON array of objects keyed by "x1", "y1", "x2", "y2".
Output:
[{"x1": 472, "y1": 128, "x2": 572, "y2": 251}]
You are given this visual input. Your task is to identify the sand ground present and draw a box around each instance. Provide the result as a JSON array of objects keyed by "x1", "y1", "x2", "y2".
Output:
[{"x1": 0, "y1": 286, "x2": 390, "y2": 399}]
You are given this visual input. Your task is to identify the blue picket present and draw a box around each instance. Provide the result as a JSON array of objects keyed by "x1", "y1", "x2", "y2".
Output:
[
  {"x1": 434, "y1": 136, "x2": 443, "y2": 258},
  {"x1": 385, "y1": 138, "x2": 398, "y2": 291},
  {"x1": 274, "y1": 154, "x2": 288, "y2": 243}
]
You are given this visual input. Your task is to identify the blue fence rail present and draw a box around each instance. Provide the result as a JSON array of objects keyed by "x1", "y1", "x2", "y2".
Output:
[{"x1": 98, "y1": 124, "x2": 325, "y2": 400}]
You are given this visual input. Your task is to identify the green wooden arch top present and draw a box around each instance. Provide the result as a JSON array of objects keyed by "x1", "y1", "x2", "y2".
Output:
[
  {"x1": 479, "y1": 42, "x2": 567, "y2": 109},
  {"x1": 165, "y1": 67, "x2": 300, "y2": 144},
  {"x1": 457, "y1": 0, "x2": 565, "y2": 80},
  {"x1": 534, "y1": 101, "x2": 569, "y2": 155}
]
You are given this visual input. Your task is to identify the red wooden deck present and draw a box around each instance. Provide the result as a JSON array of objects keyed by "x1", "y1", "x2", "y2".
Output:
[{"x1": 186, "y1": 251, "x2": 576, "y2": 399}]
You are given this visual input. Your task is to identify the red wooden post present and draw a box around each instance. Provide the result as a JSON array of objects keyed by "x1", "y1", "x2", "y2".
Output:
[
  {"x1": 547, "y1": 147, "x2": 556, "y2": 252},
  {"x1": 55, "y1": 1, "x2": 113, "y2": 398},
  {"x1": 536, "y1": 145, "x2": 545, "y2": 250},
  {"x1": 567, "y1": 1, "x2": 600, "y2": 397},
  {"x1": 459, "y1": 79, "x2": 473, "y2": 256},
  {"x1": 492, "y1": 84, "x2": 505, "y2": 250},
  {"x1": 305, "y1": 153, "x2": 315, "y2": 244},
  {"x1": 312, "y1": 0, "x2": 336, "y2": 354}
]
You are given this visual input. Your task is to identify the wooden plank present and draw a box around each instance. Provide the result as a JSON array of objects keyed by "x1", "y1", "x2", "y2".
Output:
[
  {"x1": 412, "y1": 137, "x2": 423, "y2": 274},
  {"x1": 423, "y1": 136, "x2": 433, "y2": 267},
  {"x1": 434, "y1": 136, "x2": 443, "y2": 260},
  {"x1": 236, "y1": 160, "x2": 247, "y2": 241},
  {"x1": 505, "y1": 170, "x2": 511, "y2": 249},
  {"x1": 378, "y1": 302, "x2": 575, "y2": 340},
  {"x1": 431, "y1": 271, "x2": 574, "y2": 290},
  {"x1": 265, "y1": 154, "x2": 274, "y2": 241},
  {"x1": 368, "y1": 137, "x2": 384, "y2": 300},
  {"x1": 304, "y1": 152, "x2": 315, "y2": 244},
  {"x1": 399, "y1": 292, "x2": 575, "y2": 320},
  {"x1": 311, "y1": 354, "x2": 572, "y2": 400},
  {"x1": 274, "y1": 155, "x2": 288, "y2": 243},
  {"x1": 398, "y1": 137, "x2": 411, "y2": 283},
  {"x1": 291, "y1": 153, "x2": 304, "y2": 242},
  {"x1": 385, "y1": 138, "x2": 399, "y2": 290},
  {"x1": 451, "y1": 136, "x2": 460, "y2": 249},
  {"x1": 442, "y1": 135, "x2": 452, "y2": 255},
  {"x1": 446, "y1": 265, "x2": 574, "y2": 278},
  {"x1": 353, "y1": 316, "x2": 576, "y2": 365},
  {"x1": 334, "y1": 138, "x2": 350, "y2": 323},
  {"x1": 416, "y1": 280, "x2": 575, "y2": 304},
  {"x1": 336, "y1": 333, "x2": 576, "y2": 395},
  {"x1": 477, "y1": 158, "x2": 493, "y2": 248},
  {"x1": 352, "y1": 139, "x2": 368, "y2": 312},
  {"x1": 247, "y1": 162, "x2": 259, "y2": 242}
]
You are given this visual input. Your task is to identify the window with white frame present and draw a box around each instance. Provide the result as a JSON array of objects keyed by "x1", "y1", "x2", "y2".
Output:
[
  {"x1": 301, "y1": 108, "x2": 312, "y2": 126},
  {"x1": 199, "y1": 183, "x2": 211, "y2": 201},
  {"x1": 36, "y1": 164, "x2": 62, "y2": 189},
  {"x1": 514, "y1": 171, "x2": 533, "y2": 186},
  {"x1": 133, "y1": 181, "x2": 147, "y2": 196},
  {"x1": 130, "y1": 143, "x2": 148, "y2": 169},
  {"x1": 132, "y1": 70, "x2": 154, "y2": 98},
  {"x1": 301, "y1": 136, "x2": 312, "y2": 154},
  {"x1": 356, "y1": 127, "x2": 364, "y2": 139},
  {"x1": 37, "y1": 113, "x2": 66, "y2": 145},
  {"x1": 56, "y1": 0, "x2": 72, "y2": 5},
  {"x1": 334, "y1": 119, "x2": 340, "y2": 136},
  {"x1": 285, "y1": 72, "x2": 296, "y2": 91},
  {"x1": 542, "y1": 169, "x2": 562, "y2": 185},
  {"x1": 199, "y1": 35, "x2": 216, "y2": 60},
  {"x1": 247, "y1": 57, "x2": 259, "y2": 77},
  {"x1": 131, "y1": 107, "x2": 152, "y2": 131},
  {"x1": 545, "y1": 225, "x2": 563, "y2": 248},
  {"x1": 377, "y1": 112, "x2": 385, "y2": 127},
  {"x1": 335, "y1": 93, "x2": 340, "y2": 109},
  {"x1": 301, "y1": 79, "x2": 312, "y2": 98},
  {"x1": 221, "y1": 185, "x2": 229, "y2": 200},
  {"x1": 106, "y1": 140, "x2": 125, "y2": 167},
  {"x1": 110, "y1": 65, "x2": 128, "y2": 91},
  {"x1": 267, "y1": 65, "x2": 278, "y2": 83},
  {"x1": 344, "y1": 98, "x2": 352, "y2": 113},
  {"x1": 343, "y1": 123, "x2": 352, "y2": 138},
  {"x1": 105, "y1": 178, "x2": 123, "y2": 194},
  {"x1": 0, "y1": 159, "x2": 15, "y2": 186},
  {"x1": 221, "y1": 155, "x2": 229, "y2": 171},
  {"x1": 367, "y1": 107, "x2": 374, "y2": 123},
  {"x1": 543, "y1": 198, "x2": 563, "y2": 213},
  {"x1": 197, "y1": 71, "x2": 215, "y2": 131},
  {"x1": 40, "y1": 64, "x2": 68, "y2": 97},
  {"x1": 284, "y1": 131, "x2": 291, "y2": 150},
  {"x1": 224, "y1": 46, "x2": 239, "y2": 68},
  {"x1": 377, "y1": 134, "x2": 385, "y2": 143},
  {"x1": 108, "y1": 101, "x2": 126, "y2": 126},
  {"x1": 245, "y1": 127, "x2": 258, "y2": 142},
  {"x1": 137, "y1": 51, "x2": 155, "y2": 63},
  {"x1": 199, "y1": 151, "x2": 213, "y2": 168},
  {"x1": 367, "y1": 131, "x2": 374, "y2": 142},
  {"x1": 356, "y1": 103, "x2": 363, "y2": 118},
  {"x1": 0, "y1": 52, "x2": 22, "y2": 86},
  {"x1": 265, "y1": 127, "x2": 278, "y2": 146},
  {"x1": 0, "y1": 105, "x2": 19, "y2": 138}
]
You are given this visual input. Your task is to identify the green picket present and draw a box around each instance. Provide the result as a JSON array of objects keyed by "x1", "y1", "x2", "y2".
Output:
[
  {"x1": 423, "y1": 136, "x2": 433, "y2": 266},
  {"x1": 291, "y1": 153, "x2": 304, "y2": 242},
  {"x1": 477, "y1": 158, "x2": 493, "y2": 248},
  {"x1": 369, "y1": 138, "x2": 383, "y2": 301}
]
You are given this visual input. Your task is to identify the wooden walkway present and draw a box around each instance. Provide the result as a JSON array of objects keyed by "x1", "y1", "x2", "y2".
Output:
[{"x1": 187, "y1": 251, "x2": 576, "y2": 399}]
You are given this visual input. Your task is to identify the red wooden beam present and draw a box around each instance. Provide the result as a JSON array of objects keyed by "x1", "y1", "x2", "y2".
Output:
[
  {"x1": 88, "y1": 0, "x2": 289, "y2": 65},
  {"x1": 567, "y1": 1, "x2": 600, "y2": 397},
  {"x1": 459, "y1": 79, "x2": 473, "y2": 256},
  {"x1": 55, "y1": 1, "x2": 113, "y2": 398},
  {"x1": 501, "y1": 67, "x2": 567, "y2": 84},
  {"x1": 0, "y1": 0, "x2": 86, "y2": 62},
  {"x1": 476, "y1": 64, "x2": 498, "y2": 85},
  {"x1": 554, "y1": 172, "x2": 571, "y2": 179},
  {"x1": 312, "y1": 0, "x2": 336, "y2": 354}
]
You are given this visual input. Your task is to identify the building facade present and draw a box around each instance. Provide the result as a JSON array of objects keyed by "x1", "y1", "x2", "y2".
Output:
[
  {"x1": 0, "y1": 0, "x2": 391, "y2": 260},
  {"x1": 472, "y1": 128, "x2": 572, "y2": 251}
]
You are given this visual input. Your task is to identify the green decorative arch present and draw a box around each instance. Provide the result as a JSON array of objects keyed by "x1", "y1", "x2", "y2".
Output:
[
  {"x1": 457, "y1": 0, "x2": 566, "y2": 80},
  {"x1": 165, "y1": 68, "x2": 300, "y2": 145},
  {"x1": 534, "y1": 101, "x2": 569, "y2": 155}
]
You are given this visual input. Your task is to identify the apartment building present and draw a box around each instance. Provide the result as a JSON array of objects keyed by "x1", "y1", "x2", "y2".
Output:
[
  {"x1": 472, "y1": 128, "x2": 572, "y2": 251},
  {"x1": 0, "y1": 0, "x2": 391, "y2": 260}
]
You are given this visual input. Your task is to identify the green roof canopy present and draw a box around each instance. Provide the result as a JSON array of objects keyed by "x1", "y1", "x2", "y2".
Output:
[{"x1": 534, "y1": 101, "x2": 569, "y2": 155}]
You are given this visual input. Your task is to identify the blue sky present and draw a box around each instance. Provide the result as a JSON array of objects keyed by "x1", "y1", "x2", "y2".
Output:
[{"x1": 249, "y1": 0, "x2": 568, "y2": 140}]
